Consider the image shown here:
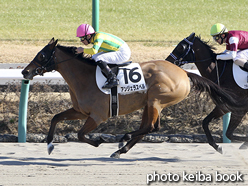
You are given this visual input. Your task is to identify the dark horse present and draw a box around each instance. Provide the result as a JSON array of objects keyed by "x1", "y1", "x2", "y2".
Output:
[
  {"x1": 166, "y1": 32, "x2": 248, "y2": 153},
  {"x1": 22, "y1": 38, "x2": 244, "y2": 158}
]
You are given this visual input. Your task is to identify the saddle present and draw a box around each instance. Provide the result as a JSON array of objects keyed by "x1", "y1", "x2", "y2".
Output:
[
  {"x1": 239, "y1": 66, "x2": 248, "y2": 72},
  {"x1": 232, "y1": 63, "x2": 248, "y2": 89},
  {"x1": 100, "y1": 61, "x2": 132, "y2": 77}
]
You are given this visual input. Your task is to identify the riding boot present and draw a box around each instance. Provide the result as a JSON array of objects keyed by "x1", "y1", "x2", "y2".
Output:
[
  {"x1": 244, "y1": 62, "x2": 248, "y2": 71},
  {"x1": 97, "y1": 60, "x2": 119, "y2": 89}
]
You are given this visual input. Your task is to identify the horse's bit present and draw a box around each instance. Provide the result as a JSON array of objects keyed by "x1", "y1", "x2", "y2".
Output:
[
  {"x1": 31, "y1": 50, "x2": 56, "y2": 76},
  {"x1": 169, "y1": 37, "x2": 226, "y2": 85},
  {"x1": 169, "y1": 37, "x2": 196, "y2": 66},
  {"x1": 31, "y1": 47, "x2": 80, "y2": 76}
]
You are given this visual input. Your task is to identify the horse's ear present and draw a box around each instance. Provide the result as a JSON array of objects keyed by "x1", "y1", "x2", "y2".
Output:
[
  {"x1": 48, "y1": 37, "x2": 55, "y2": 45},
  {"x1": 187, "y1": 33, "x2": 195, "y2": 41},
  {"x1": 49, "y1": 38, "x2": 58, "y2": 49},
  {"x1": 54, "y1": 39, "x2": 58, "y2": 46}
]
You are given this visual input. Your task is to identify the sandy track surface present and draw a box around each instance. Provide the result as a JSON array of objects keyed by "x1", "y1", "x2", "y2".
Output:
[{"x1": 0, "y1": 142, "x2": 247, "y2": 186}]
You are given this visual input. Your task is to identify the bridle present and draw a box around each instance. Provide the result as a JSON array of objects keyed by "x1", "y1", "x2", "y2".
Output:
[
  {"x1": 169, "y1": 36, "x2": 226, "y2": 85},
  {"x1": 170, "y1": 37, "x2": 196, "y2": 66},
  {"x1": 169, "y1": 37, "x2": 212, "y2": 65},
  {"x1": 31, "y1": 46, "x2": 80, "y2": 76},
  {"x1": 31, "y1": 49, "x2": 56, "y2": 76}
]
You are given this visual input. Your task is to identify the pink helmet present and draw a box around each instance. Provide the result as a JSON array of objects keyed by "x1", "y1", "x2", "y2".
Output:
[{"x1": 76, "y1": 24, "x2": 95, "y2": 37}]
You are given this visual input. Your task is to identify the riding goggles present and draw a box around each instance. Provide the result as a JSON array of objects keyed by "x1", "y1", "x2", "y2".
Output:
[
  {"x1": 213, "y1": 35, "x2": 221, "y2": 41},
  {"x1": 80, "y1": 36, "x2": 87, "y2": 42}
]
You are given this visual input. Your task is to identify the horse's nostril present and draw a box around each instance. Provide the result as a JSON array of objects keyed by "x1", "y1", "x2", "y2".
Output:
[{"x1": 22, "y1": 70, "x2": 28, "y2": 75}]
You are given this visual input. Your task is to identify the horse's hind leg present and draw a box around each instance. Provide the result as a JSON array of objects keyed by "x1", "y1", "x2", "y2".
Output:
[
  {"x1": 111, "y1": 135, "x2": 144, "y2": 159},
  {"x1": 202, "y1": 107, "x2": 225, "y2": 153},
  {"x1": 119, "y1": 105, "x2": 148, "y2": 147},
  {"x1": 47, "y1": 108, "x2": 87, "y2": 154},
  {"x1": 152, "y1": 115, "x2": 161, "y2": 132},
  {"x1": 112, "y1": 103, "x2": 161, "y2": 158},
  {"x1": 112, "y1": 115, "x2": 160, "y2": 159},
  {"x1": 119, "y1": 110, "x2": 160, "y2": 149},
  {"x1": 225, "y1": 113, "x2": 248, "y2": 149}
]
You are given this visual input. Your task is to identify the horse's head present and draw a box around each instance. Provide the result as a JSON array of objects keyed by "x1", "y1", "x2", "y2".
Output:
[
  {"x1": 22, "y1": 38, "x2": 58, "y2": 80},
  {"x1": 166, "y1": 33, "x2": 196, "y2": 66}
]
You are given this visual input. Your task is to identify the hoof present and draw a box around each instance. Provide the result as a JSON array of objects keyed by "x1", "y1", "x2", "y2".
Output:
[
  {"x1": 100, "y1": 134, "x2": 109, "y2": 142},
  {"x1": 110, "y1": 152, "x2": 120, "y2": 159},
  {"x1": 47, "y1": 142, "x2": 54, "y2": 155},
  {"x1": 239, "y1": 142, "x2": 248, "y2": 150},
  {"x1": 216, "y1": 146, "x2": 223, "y2": 154}
]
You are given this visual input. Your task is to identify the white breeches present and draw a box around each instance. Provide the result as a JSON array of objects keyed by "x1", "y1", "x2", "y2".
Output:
[
  {"x1": 92, "y1": 42, "x2": 131, "y2": 64},
  {"x1": 234, "y1": 49, "x2": 248, "y2": 67}
]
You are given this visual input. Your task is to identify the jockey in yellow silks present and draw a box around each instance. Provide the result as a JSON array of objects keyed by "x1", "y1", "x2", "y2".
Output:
[{"x1": 76, "y1": 24, "x2": 131, "y2": 89}]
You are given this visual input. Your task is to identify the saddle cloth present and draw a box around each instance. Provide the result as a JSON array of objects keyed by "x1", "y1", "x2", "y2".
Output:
[
  {"x1": 233, "y1": 63, "x2": 248, "y2": 89},
  {"x1": 96, "y1": 63, "x2": 147, "y2": 95}
]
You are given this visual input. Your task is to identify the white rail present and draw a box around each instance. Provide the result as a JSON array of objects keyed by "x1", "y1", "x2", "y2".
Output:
[
  {"x1": 0, "y1": 69, "x2": 64, "y2": 84},
  {"x1": 0, "y1": 69, "x2": 200, "y2": 82}
]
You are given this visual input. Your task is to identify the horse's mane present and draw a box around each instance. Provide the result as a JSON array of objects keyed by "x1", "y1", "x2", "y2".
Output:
[
  {"x1": 56, "y1": 45, "x2": 96, "y2": 66},
  {"x1": 195, "y1": 35, "x2": 217, "y2": 57}
]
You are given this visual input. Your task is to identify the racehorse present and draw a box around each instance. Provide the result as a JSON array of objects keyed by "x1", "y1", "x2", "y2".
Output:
[
  {"x1": 166, "y1": 32, "x2": 248, "y2": 153},
  {"x1": 22, "y1": 38, "x2": 244, "y2": 158}
]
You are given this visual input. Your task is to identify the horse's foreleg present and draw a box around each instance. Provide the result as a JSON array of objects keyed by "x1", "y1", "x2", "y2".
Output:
[
  {"x1": 77, "y1": 116, "x2": 104, "y2": 147},
  {"x1": 224, "y1": 113, "x2": 248, "y2": 149},
  {"x1": 202, "y1": 107, "x2": 224, "y2": 153},
  {"x1": 47, "y1": 108, "x2": 87, "y2": 154}
]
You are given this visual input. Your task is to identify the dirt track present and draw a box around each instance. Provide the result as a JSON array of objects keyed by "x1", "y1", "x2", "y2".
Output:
[{"x1": 0, "y1": 142, "x2": 247, "y2": 186}]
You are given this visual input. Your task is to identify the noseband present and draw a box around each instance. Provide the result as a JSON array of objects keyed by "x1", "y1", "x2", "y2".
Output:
[
  {"x1": 169, "y1": 37, "x2": 196, "y2": 66},
  {"x1": 170, "y1": 36, "x2": 226, "y2": 85},
  {"x1": 31, "y1": 47, "x2": 80, "y2": 76},
  {"x1": 31, "y1": 49, "x2": 56, "y2": 76}
]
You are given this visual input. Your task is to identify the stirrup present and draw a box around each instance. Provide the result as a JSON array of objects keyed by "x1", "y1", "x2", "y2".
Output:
[{"x1": 102, "y1": 79, "x2": 119, "y2": 89}]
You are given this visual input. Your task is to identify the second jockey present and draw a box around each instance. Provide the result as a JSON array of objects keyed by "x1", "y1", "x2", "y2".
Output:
[{"x1": 210, "y1": 23, "x2": 248, "y2": 71}]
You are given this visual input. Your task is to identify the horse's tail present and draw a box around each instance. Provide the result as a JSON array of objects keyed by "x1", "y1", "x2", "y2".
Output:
[{"x1": 186, "y1": 72, "x2": 244, "y2": 113}]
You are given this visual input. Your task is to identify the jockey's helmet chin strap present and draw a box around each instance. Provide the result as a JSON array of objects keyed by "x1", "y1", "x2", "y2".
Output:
[
  {"x1": 220, "y1": 34, "x2": 227, "y2": 45},
  {"x1": 220, "y1": 37, "x2": 224, "y2": 45},
  {"x1": 86, "y1": 34, "x2": 93, "y2": 44}
]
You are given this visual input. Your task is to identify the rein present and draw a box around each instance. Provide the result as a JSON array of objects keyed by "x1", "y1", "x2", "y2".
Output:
[
  {"x1": 169, "y1": 38, "x2": 212, "y2": 65},
  {"x1": 170, "y1": 36, "x2": 226, "y2": 83},
  {"x1": 214, "y1": 60, "x2": 226, "y2": 85},
  {"x1": 31, "y1": 50, "x2": 56, "y2": 76},
  {"x1": 31, "y1": 47, "x2": 80, "y2": 76}
]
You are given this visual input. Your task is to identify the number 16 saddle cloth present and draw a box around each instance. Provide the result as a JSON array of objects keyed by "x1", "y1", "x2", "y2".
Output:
[
  {"x1": 96, "y1": 62, "x2": 147, "y2": 95},
  {"x1": 95, "y1": 62, "x2": 147, "y2": 117}
]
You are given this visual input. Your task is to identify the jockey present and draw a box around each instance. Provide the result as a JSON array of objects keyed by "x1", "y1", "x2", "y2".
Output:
[
  {"x1": 210, "y1": 23, "x2": 248, "y2": 71},
  {"x1": 76, "y1": 24, "x2": 131, "y2": 89}
]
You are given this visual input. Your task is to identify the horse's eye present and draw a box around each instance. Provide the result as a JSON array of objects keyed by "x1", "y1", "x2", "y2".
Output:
[
  {"x1": 182, "y1": 44, "x2": 187, "y2": 50},
  {"x1": 178, "y1": 44, "x2": 186, "y2": 53},
  {"x1": 39, "y1": 53, "x2": 46, "y2": 61}
]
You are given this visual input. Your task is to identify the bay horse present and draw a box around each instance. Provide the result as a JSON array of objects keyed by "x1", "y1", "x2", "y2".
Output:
[
  {"x1": 166, "y1": 32, "x2": 248, "y2": 153},
  {"x1": 22, "y1": 38, "x2": 243, "y2": 158}
]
